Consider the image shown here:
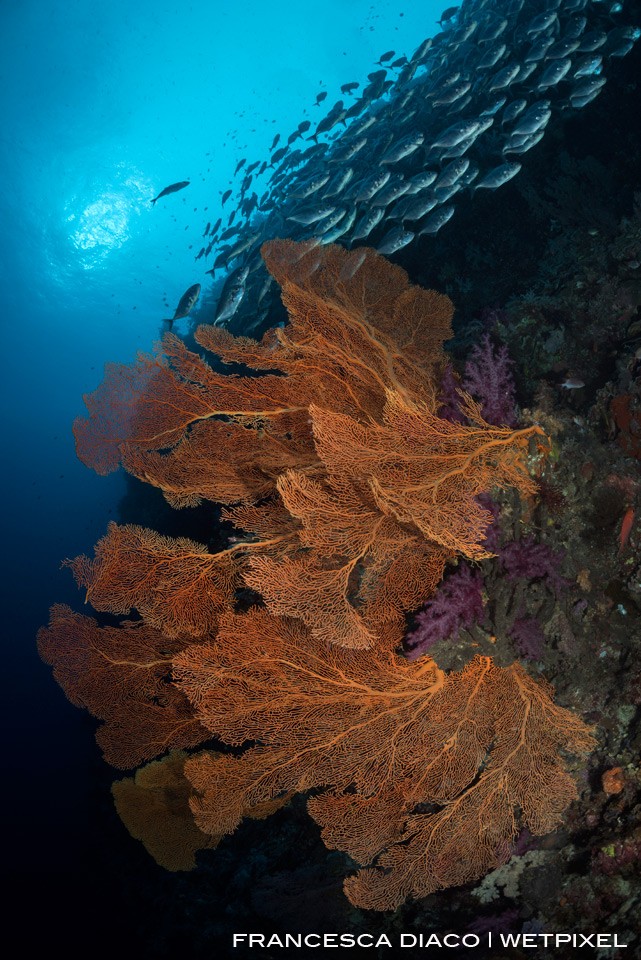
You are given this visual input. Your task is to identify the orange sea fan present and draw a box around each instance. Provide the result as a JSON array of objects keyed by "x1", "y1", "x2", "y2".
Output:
[
  {"x1": 38, "y1": 239, "x2": 594, "y2": 912},
  {"x1": 172, "y1": 608, "x2": 595, "y2": 910},
  {"x1": 67, "y1": 241, "x2": 547, "y2": 650}
]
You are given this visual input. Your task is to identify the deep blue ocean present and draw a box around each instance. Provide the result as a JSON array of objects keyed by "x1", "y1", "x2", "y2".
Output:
[{"x1": 3, "y1": 0, "x2": 640, "y2": 955}]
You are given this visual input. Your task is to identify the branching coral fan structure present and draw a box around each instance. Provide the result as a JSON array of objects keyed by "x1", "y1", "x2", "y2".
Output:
[{"x1": 38, "y1": 240, "x2": 594, "y2": 910}]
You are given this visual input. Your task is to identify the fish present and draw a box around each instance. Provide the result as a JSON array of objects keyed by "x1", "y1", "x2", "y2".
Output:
[
  {"x1": 291, "y1": 173, "x2": 331, "y2": 199},
  {"x1": 163, "y1": 283, "x2": 200, "y2": 328},
  {"x1": 417, "y1": 204, "x2": 456, "y2": 235},
  {"x1": 221, "y1": 189, "x2": 232, "y2": 206},
  {"x1": 432, "y1": 81, "x2": 472, "y2": 106},
  {"x1": 150, "y1": 180, "x2": 190, "y2": 205},
  {"x1": 537, "y1": 59, "x2": 573, "y2": 90},
  {"x1": 430, "y1": 120, "x2": 480, "y2": 150},
  {"x1": 351, "y1": 207, "x2": 385, "y2": 241},
  {"x1": 618, "y1": 507, "x2": 635, "y2": 554},
  {"x1": 438, "y1": 6, "x2": 459, "y2": 27},
  {"x1": 473, "y1": 161, "x2": 522, "y2": 191},
  {"x1": 215, "y1": 267, "x2": 249, "y2": 325},
  {"x1": 379, "y1": 132, "x2": 424, "y2": 164},
  {"x1": 188, "y1": 0, "x2": 640, "y2": 335},
  {"x1": 376, "y1": 225, "x2": 415, "y2": 255},
  {"x1": 573, "y1": 55, "x2": 603, "y2": 78},
  {"x1": 352, "y1": 170, "x2": 391, "y2": 203},
  {"x1": 434, "y1": 158, "x2": 469, "y2": 190},
  {"x1": 287, "y1": 202, "x2": 336, "y2": 225},
  {"x1": 234, "y1": 159, "x2": 246, "y2": 175}
]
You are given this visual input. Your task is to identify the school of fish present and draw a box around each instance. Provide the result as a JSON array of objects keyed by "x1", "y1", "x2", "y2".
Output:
[{"x1": 164, "y1": 0, "x2": 641, "y2": 332}]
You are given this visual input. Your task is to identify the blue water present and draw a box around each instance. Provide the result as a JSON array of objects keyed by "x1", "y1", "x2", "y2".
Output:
[{"x1": 1, "y1": 0, "x2": 442, "y2": 944}]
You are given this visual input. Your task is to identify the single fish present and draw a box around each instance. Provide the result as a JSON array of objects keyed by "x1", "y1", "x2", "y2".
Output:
[
  {"x1": 287, "y1": 202, "x2": 336, "y2": 225},
  {"x1": 434, "y1": 158, "x2": 469, "y2": 190},
  {"x1": 618, "y1": 507, "x2": 635, "y2": 554},
  {"x1": 417, "y1": 204, "x2": 455, "y2": 236},
  {"x1": 351, "y1": 207, "x2": 385, "y2": 240},
  {"x1": 379, "y1": 132, "x2": 424, "y2": 164},
  {"x1": 164, "y1": 283, "x2": 200, "y2": 328},
  {"x1": 537, "y1": 59, "x2": 573, "y2": 90},
  {"x1": 430, "y1": 120, "x2": 480, "y2": 150},
  {"x1": 314, "y1": 91, "x2": 328, "y2": 106},
  {"x1": 477, "y1": 42, "x2": 507, "y2": 70},
  {"x1": 438, "y1": 6, "x2": 459, "y2": 27},
  {"x1": 577, "y1": 30, "x2": 607, "y2": 53},
  {"x1": 525, "y1": 12, "x2": 558, "y2": 36},
  {"x1": 377, "y1": 225, "x2": 415, "y2": 255},
  {"x1": 560, "y1": 377, "x2": 585, "y2": 389},
  {"x1": 487, "y1": 63, "x2": 520, "y2": 92},
  {"x1": 432, "y1": 80, "x2": 472, "y2": 105},
  {"x1": 546, "y1": 38, "x2": 581, "y2": 59},
  {"x1": 473, "y1": 162, "x2": 521, "y2": 191},
  {"x1": 215, "y1": 267, "x2": 249, "y2": 325},
  {"x1": 150, "y1": 180, "x2": 190, "y2": 205}
]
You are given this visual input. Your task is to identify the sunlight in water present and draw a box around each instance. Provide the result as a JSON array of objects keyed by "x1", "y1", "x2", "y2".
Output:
[{"x1": 67, "y1": 166, "x2": 150, "y2": 269}]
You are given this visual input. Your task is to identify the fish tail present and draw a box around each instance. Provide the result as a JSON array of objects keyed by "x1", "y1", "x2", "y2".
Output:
[{"x1": 150, "y1": 198, "x2": 157, "y2": 205}]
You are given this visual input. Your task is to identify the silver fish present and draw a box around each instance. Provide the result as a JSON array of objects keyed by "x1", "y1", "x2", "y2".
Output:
[
  {"x1": 376, "y1": 225, "x2": 415, "y2": 255},
  {"x1": 401, "y1": 192, "x2": 439, "y2": 221},
  {"x1": 525, "y1": 12, "x2": 558, "y2": 35},
  {"x1": 488, "y1": 63, "x2": 520, "y2": 91},
  {"x1": 430, "y1": 120, "x2": 480, "y2": 149},
  {"x1": 351, "y1": 207, "x2": 385, "y2": 240},
  {"x1": 215, "y1": 267, "x2": 249, "y2": 325},
  {"x1": 573, "y1": 55, "x2": 603, "y2": 78},
  {"x1": 501, "y1": 99, "x2": 528, "y2": 125},
  {"x1": 537, "y1": 59, "x2": 573, "y2": 90},
  {"x1": 432, "y1": 81, "x2": 472, "y2": 105},
  {"x1": 287, "y1": 202, "x2": 336, "y2": 225},
  {"x1": 523, "y1": 36, "x2": 555, "y2": 63},
  {"x1": 502, "y1": 129, "x2": 545, "y2": 155},
  {"x1": 473, "y1": 162, "x2": 522, "y2": 191},
  {"x1": 418, "y1": 204, "x2": 456, "y2": 235},
  {"x1": 477, "y1": 42, "x2": 507, "y2": 70},
  {"x1": 434, "y1": 158, "x2": 469, "y2": 189},
  {"x1": 352, "y1": 170, "x2": 391, "y2": 202},
  {"x1": 164, "y1": 283, "x2": 200, "y2": 328},
  {"x1": 405, "y1": 170, "x2": 438, "y2": 193},
  {"x1": 290, "y1": 173, "x2": 331, "y2": 199},
  {"x1": 380, "y1": 132, "x2": 424, "y2": 164}
]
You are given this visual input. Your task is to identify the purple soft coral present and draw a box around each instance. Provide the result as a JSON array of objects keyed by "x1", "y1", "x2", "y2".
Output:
[
  {"x1": 404, "y1": 563, "x2": 485, "y2": 660},
  {"x1": 500, "y1": 536, "x2": 569, "y2": 595},
  {"x1": 463, "y1": 333, "x2": 517, "y2": 427},
  {"x1": 509, "y1": 614, "x2": 546, "y2": 660}
]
